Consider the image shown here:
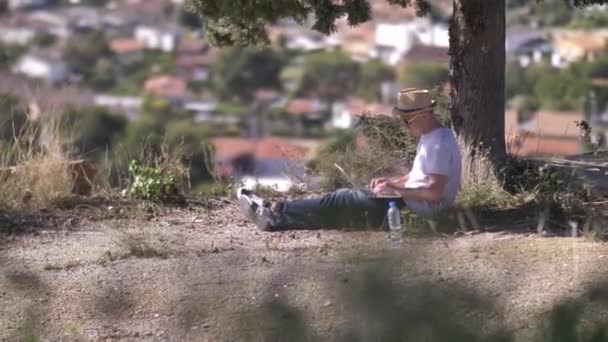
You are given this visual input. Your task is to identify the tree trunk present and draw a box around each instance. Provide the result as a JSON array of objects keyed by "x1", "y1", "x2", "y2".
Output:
[{"x1": 449, "y1": 0, "x2": 506, "y2": 166}]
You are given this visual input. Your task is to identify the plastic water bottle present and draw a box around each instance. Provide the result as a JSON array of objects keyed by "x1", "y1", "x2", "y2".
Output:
[{"x1": 388, "y1": 201, "x2": 402, "y2": 245}]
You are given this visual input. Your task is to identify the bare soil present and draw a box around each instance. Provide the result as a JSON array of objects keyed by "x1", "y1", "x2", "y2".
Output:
[{"x1": 2, "y1": 197, "x2": 608, "y2": 341}]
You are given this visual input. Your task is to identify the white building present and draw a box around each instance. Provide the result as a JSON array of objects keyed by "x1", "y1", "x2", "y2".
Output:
[
  {"x1": 12, "y1": 52, "x2": 69, "y2": 84},
  {"x1": 0, "y1": 27, "x2": 37, "y2": 45},
  {"x1": 8, "y1": 0, "x2": 48, "y2": 10},
  {"x1": 135, "y1": 26, "x2": 180, "y2": 52},
  {"x1": 373, "y1": 19, "x2": 449, "y2": 66}
]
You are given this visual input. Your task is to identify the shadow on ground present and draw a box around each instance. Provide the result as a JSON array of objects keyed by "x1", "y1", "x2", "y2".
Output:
[{"x1": 224, "y1": 253, "x2": 608, "y2": 341}]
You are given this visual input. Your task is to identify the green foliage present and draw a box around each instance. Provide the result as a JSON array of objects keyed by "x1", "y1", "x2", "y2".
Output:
[
  {"x1": 534, "y1": 68, "x2": 590, "y2": 110},
  {"x1": 502, "y1": 157, "x2": 592, "y2": 217},
  {"x1": 0, "y1": 93, "x2": 27, "y2": 141},
  {"x1": 358, "y1": 58, "x2": 395, "y2": 102},
  {"x1": 509, "y1": 95, "x2": 539, "y2": 122},
  {"x1": 212, "y1": 48, "x2": 285, "y2": 103},
  {"x1": 358, "y1": 114, "x2": 418, "y2": 162},
  {"x1": 187, "y1": 0, "x2": 431, "y2": 47},
  {"x1": 64, "y1": 30, "x2": 117, "y2": 90},
  {"x1": 318, "y1": 130, "x2": 357, "y2": 155},
  {"x1": 117, "y1": 116, "x2": 164, "y2": 156},
  {"x1": 298, "y1": 51, "x2": 360, "y2": 102},
  {"x1": 311, "y1": 114, "x2": 417, "y2": 191},
  {"x1": 31, "y1": 33, "x2": 56, "y2": 48},
  {"x1": 61, "y1": 106, "x2": 127, "y2": 159},
  {"x1": 529, "y1": 0, "x2": 574, "y2": 27},
  {"x1": 588, "y1": 55, "x2": 608, "y2": 79},
  {"x1": 164, "y1": 119, "x2": 213, "y2": 184},
  {"x1": 570, "y1": 8, "x2": 608, "y2": 28},
  {"x1": 179, "y1": 5, "x2": 203, "y2": 29},
  {"x1": 216, "y1": 101, "x2": 248, "y2": 116},
  {"x1": 400, "y1": 63, "x2": 449, "y2": 89},
  {"x1": 0, "y1": 43, "x2": 27, "y2": 68},
  {"x1": 128, "y1": 160, "x2": 178, "y2": 201},
  {"x1": 108, "y1": 51, "x2": 176, "y2": 95},
  {"x1": 76, "y1": 0, "x2": 110, "y2": 6},
  {"x1": 505, "y1": 62, "x2": 532, "y2": 100}
]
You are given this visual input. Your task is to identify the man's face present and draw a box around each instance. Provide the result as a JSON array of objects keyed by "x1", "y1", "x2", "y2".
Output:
[{"x1": 399, "y1": 112, "x2": 425, "y2": 136}]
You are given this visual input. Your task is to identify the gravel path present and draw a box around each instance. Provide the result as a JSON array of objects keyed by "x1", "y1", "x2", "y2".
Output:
[{"x1": 2, "y1": 200, "x2": 608, "y2": 341}]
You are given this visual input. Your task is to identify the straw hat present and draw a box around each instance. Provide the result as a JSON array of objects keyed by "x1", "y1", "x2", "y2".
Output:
[{"x1": 392, "y1": 88, "x2": 436, "y2": 117}]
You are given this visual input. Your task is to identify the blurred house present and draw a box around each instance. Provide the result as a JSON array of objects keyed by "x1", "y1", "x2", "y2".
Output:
[
  {"x1": 93, "y1": 94, "x2": 142, "y2": 121},
  {"x1": 329, "y1": 21, "x2": 376, "y2": 62},
  {"x1": 401, "y1": 44, "x2": 450, "y2": 66},
  {"x1": 506, "y1": 25, "x2": 553, "y2": 67},
  {"x1": 108, "y1": 38, "x2": 145, "y2": 62},
  {"x1": 26, "y1": 10, "x2": 72, "y2": 38},
  {"x1": 286, "y1": 98, "x2": 329, "y2": 136},
  {"x1": 551, "y1": 31, "x2": 608, "y2": 67},
  {"x1": 373, "y1": 18, "x2": 449, "y2": 66},
  {"x1": 507, "y1": 110, "x2": 584, "y2": 157},
  {"x1": 209, "y1": 137, "x2": 316, "y2": 192},
  {"x1": 331, "y1": 97, "x2": 392, "y2": 130},
  {"x1": 135, "y1": 25, "x2": 180, "y2": 52},
  {"x1": 175, "y1": 42, "x2": 218, "y2": 82},
  {"x1": 143, "y1": 75, "x2": 188, "y2": 99},
  {"x1": 7, "y1": 0, "x2": 49, "y2": 11},
  {"x1": 182, "y1": 100, "x2": 241, "y2": 125},
  {"x1": 12, "y1": 49, "x2": 69, "y2": 84},
  {"x1": 0, "y1": 23, "x2": 38, "y2": 45}
]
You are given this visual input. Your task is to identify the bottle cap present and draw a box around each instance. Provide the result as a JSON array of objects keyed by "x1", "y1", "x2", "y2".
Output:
[{"x1": 389, "y1": 201, "x2": 397, "y2": 208}]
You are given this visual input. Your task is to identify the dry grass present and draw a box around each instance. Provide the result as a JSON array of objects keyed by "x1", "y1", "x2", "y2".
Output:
[
  {"x1": 0, "y1": 115, "x2": 74, "y2": 210},
  {"x1": 456, "y1": 139, "x2": 519, "y2": 210}
]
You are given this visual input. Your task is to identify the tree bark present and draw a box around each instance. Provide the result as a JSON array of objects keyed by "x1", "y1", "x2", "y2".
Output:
[{"x1": 449, "y1": 0, "x2": 506, "y2": 166}]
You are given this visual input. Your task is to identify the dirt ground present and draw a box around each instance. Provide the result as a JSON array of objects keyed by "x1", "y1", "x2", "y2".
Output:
[{"x1": 2, "y1": 198, "x2": 608, "y2": 341}]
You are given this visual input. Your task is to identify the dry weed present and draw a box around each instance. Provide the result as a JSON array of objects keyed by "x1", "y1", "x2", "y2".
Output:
[
  {"x1": 0, "y1": 114, "x2": 74, "y2": 210},
  {"x1": 456, "y1": 138, "x2": 517, "y2": 210},
  {"x1": 113, "y1": 227, "x2": 168, "y2": 259}
]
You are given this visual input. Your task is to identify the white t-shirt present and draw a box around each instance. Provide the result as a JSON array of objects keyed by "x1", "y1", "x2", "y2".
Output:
[{"x1": 404, "y1": 127, "x2": 462, "y2": 216}]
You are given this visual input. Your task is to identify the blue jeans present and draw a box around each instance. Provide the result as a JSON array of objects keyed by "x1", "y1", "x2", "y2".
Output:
[{"x1": 273, "y1": 188, "x2": 406, "y2": 230}]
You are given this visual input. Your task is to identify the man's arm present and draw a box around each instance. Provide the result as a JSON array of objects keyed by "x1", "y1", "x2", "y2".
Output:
[
  {"x1": 376, "y1": 173, "x2": 447, "y2": 202},
  {"x1": 389, "y1": 174, "x2": 409, "y2": 185},
  {"x1": 369, "y1": 173, "x2": 409, "y2": 189}
]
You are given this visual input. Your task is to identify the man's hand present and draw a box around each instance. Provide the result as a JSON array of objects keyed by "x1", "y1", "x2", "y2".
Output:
[
  {"x1": 369, "y1": 177, "x2": 389, "y2": 189},
  {"x1": 372, "y1": 180, "x2": 400, "y2": 196}
]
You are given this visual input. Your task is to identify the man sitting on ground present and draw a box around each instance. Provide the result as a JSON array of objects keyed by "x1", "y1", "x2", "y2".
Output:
[{"x1": 237, "y1": 88, "x2": 463, "y2": 231}]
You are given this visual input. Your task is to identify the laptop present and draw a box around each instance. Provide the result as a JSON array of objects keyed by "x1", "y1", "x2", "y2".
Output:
[{"x1": 333, "y1": 163, "x2": 402, "y2": 199}]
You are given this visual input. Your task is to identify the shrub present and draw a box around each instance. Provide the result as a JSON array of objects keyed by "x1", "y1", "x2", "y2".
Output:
[
  {"x1": 0, "y1": 116, "x2": 74, "y2": 210},
  {"x1": 61, "y1": 106, "x2": 127, "y2": 160},
  {"x1": 400, "y1": 63, "x2": 449, "y2": 89},
  {"x1": 311, "y1": 114, "x2": 416, "y2": 191},
  {"x1": 128, "y1": 160, "x2": 179, "y2": 202},
  {"x1": 456, "y1": 140, "x2": 517, "y2": 211}
]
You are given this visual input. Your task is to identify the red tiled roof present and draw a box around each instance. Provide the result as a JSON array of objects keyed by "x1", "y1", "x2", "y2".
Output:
[
  {"x1": 209, "y1": 137, "x2": 310, "y2": 161},
  {"x1": 144, "y1": 75, "x2": 188, "y2": 97},
  {"x1": 209, "y1": 137, "x2": 252, "y2": 160},
  {"x1": 286, "y1": 99, "x2": 318, "y2": 116},
  {"x1": 175, "y1": 50, "x2": 219, "y2": 68},
  {"x1": 109, "y1": 38, "x2": 144, "y2": 54},
  {"x1": 508, "y1": 135, "x2": 581, "y2": 157},
  {"x1": 177, "y1": 40, "x2": 207, "y2": 54},
  {"x1": 519, "y1": 111, "x2": 584, "y2": 138}
]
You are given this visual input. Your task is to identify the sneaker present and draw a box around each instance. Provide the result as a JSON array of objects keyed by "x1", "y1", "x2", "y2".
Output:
[{"x1": 236, "y1": 188, "x2": 277, "y2": 231}]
